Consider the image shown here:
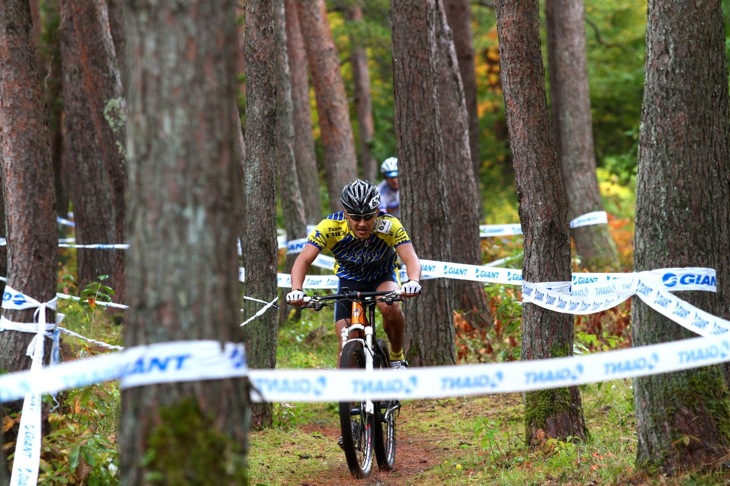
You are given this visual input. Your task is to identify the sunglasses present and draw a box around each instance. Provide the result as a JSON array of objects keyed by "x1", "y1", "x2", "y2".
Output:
[{"x1": 348, "y1": 211, "x2": 377, "y2": 222}]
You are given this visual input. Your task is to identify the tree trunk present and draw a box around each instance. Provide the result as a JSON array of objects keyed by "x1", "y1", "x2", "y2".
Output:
[
  {"x1": 443, "y1": 0, "x2": 481, "y2": 190},
  {"x1": 60, "y1": 0, "x2": 127, "y2": 306},
  {"x1": 296, "y1": 0, "x2": 358, "y2": 212},
  {"x1": 435, "y1": 0, "x2": 492, "y2": 329},
  {"x1": 546, "y1": 0, "x2": 618, "y2": 270},
  {"x1": 346, "y1": 5, "x2": 377, "y2": 183},
  {"x1": 0, "y1": 0, "x2": 58, "y2": 464},
  {"x1": 285, "y1": 0, "x2": 323, "y2": 224},
  {"x1": 633, "y1": 0, "x2": 730, "y2": 474},
  {"x1": 242, "y1": 0, "x2": 282, "y2": 430},
  {"x1": 106, "y1": 0, "x2": 127, "y2": 96},
  {"x1": 36, "y1": 0, "x2": 68, "y2": 219},
  {"x1": 274, "y1": 1, "x2": 308, "y2": 327},
  {"x1": 495, "y1": 0, "x2": 587, "y2": 445},
  {"x1": 121, "y1": 1, "x2": 250, "y2": 482},
  {"x1": 392, "y1": 0, "x2": 455, "y2": 367}
]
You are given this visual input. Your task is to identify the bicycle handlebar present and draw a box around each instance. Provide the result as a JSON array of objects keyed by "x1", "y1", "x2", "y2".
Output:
[{"x1": 301, "y1": 289, "x2": 411, "y2": 309}]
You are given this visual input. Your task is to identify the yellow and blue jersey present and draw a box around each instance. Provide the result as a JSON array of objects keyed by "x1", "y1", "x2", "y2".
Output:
[{"x1": 307, "y1": 211, "x2": 411, "y2": 282}]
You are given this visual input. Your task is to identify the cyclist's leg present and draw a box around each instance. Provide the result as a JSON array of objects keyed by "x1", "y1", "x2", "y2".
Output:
[{"x1": 375, "y1": 273, "x2": 406, "y2": 360}]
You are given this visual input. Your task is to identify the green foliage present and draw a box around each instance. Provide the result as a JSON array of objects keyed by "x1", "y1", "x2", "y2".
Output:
[
  {"x1": 585, "y1": 0, "x2": 647, "y2": 180},
  {"x1": 474, "y1": 416, "x2": 523, "y2": 469},
  {"x1": 27, "y1": 384, "x2": 121, "y2": 484},
  {"x1": 57, "y1": 275, "x2": 120, "y2": 350}
]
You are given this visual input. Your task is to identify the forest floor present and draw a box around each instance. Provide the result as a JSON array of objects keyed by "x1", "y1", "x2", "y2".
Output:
[
  {"x1": 247, "y1": 382, "x2": 730, "y2": 486},
  {"x1": 248, "y1": 394, "x2": 515, "y2": 486}
]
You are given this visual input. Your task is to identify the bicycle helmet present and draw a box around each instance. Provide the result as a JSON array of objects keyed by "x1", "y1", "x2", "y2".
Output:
[
  {"x1": 340, "y1": 179, "x2": 381, "y2": 214},
  {"x1": 380, "y1": 157, "x2": 398, "y2": 178}
]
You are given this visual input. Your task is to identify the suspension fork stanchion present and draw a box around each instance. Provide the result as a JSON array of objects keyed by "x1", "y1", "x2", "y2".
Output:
[{"x1": 351, "y1": 299, "x2": 377, "y2": 415}]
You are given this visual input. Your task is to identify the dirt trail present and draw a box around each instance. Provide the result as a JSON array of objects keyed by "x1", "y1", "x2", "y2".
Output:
[{"x1": 276, "y1": 396, "x2": 512, "y2": 486}]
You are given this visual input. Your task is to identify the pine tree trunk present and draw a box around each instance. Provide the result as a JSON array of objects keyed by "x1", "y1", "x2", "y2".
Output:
[
  {"x1": 274, "y1": 0, "x2": 307, "y2": 327},
  {"x1": 296, "y1": 0, "x2": 358, "y2": 212},
  {"x1": 285, "y1": 0, "x2": 323, "y2": 224},
  {"x1": 346, "y1": 5, "x2": 377, "y2": 183},
  {"x1": 241, "y1": 0, "x2": 282, "y2": 430},
  {"x1": 435, "y1": 0, "x2": 492, "y2": 329},
  {"x1": 121, "y1": 1, "x2": 250, "y2": 482},
  {"x1": 633, "y1": 0, "x2": 730, "y2": 474},
  {"x1": 443, "y1": 0, "x2": 481, "y2": 188},
  {"x1": 392, "y1": 0, "x2": 456, "y2": 367},
  {"x1": 0, "y1": 0, "x2": 59, "y2": 462},
  {"x1": 496, "y1": 0, "x2": 587, "y2": 445},
  {"x1": 546, "y1": 0, "x2": 618, "y2": 270},
  {"x1": 60, "y1": 0, "x2": 127, "y2": 306}
]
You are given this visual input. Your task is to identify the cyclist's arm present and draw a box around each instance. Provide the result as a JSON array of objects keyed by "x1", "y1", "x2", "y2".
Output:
[
  {"x1": 396, "y1": 242, "x2": 421, "y2": 283},
  {"x1": 290, "y1": 243, "x2": 322, "y2": 291}
]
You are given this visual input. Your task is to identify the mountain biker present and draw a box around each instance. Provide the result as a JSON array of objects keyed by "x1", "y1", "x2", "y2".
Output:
[
  {"x1": 377, "y1": 157, "x2": 400, "y2": 218},
  {"x1": 286, "y1": 179, "x2": 421, "y2": 369}
]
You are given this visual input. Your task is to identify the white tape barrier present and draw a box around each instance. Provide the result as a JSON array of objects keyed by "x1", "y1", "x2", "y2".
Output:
[
  {"x1": 524, "y1": 277, "x2": 730, "y2": 338},
  {"x1": 249, "y1": 334, "x2": 730, "y2": 402},
  {"x1": 1, "y1": 331, "x2": 729, "y2": 405},
  {"x1": 58, "y1": 243, "x2": 129, "y2": 250},
  {"x1": 3, "y1": 286, "x2": 57, "y2": 486},
  {"x1": 0, "y1": 340, "x2": 248, "y2": 404},
  {"x1": 57, "y1": 216, "x2": 75, "y2": 227},
  {"x1": 274, "y1": 262, "x2": 716, "y2": 296}
]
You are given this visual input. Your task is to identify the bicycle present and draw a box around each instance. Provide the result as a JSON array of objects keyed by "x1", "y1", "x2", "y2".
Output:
[{"x1": 302, "y1": 289, "x2": 404, "y2": 479}]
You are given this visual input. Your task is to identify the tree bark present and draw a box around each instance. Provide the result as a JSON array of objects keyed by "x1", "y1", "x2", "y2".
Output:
[
  {"x1": 546, "y1": 0, "x2": 618, "y2": 270},
  {"x1": 60, "y1": 0, "x2": 127, "y2": 306},
  {"x1": 392, "y1": 0, "x2": 456, "y2": 367},
  {"x1": 0, "y1": 0, "x2": 58, "y2": 461},
  {"x1": 285, "y1": 0, "x2": 323, "y2": 224},
  {"x1": 36, "y1": 0, "x2": 67, "y2": 219},
  {"x1": 346, "y1": 5, "x2": 377, "y2": 183},
  {"x1": 274, "y1": 1, "x2": 308, "y2": 326},
  {"x1": 633, "y1": 0, "x2": 730, "y2": 474},
  {"x1": 495, "y1": 0, "x2": 587, "y2": 445},
  {"x1": 443, "y1": 0, "x2": 481, "y2": 189},
  {"x1": 121, "y1": 1, "x2": 250, "y2": 482},
  {"x1": 242, "y1": 0, "x2": 282, "y2": 430},
  {"x1": 296, "y1": 0, "x2": 358, "y2": 212},
  {"x1": 435, "y1": 0, "x2": 492, "y2": 329}
]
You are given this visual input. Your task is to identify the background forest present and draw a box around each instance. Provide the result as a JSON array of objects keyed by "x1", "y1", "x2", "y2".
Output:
[
  {"x1": 2, "y1": 0, "x2": 730, "y2": 484},
  {"x1": 324, "y1": 0, "x2": 646, "y2": 222}
]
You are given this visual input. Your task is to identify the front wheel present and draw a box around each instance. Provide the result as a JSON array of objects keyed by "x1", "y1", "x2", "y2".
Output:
[
  {"x1": 338, "y1": 340, "x2": 374, "y2": 478},
  {"x1": 373, "y1": 338, "x2": 397, "y2": 470}
]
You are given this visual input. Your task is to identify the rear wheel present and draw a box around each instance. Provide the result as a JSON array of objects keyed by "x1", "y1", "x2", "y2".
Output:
[
  {"x1": 338, "y1": 340, "x2": 374, "y2": 478},
  {"x1": 373, "y1": 339, "x2": 397, "y2": 470}
]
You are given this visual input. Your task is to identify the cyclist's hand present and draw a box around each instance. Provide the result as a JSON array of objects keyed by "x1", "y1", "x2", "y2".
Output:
[
  {"x1": 401, "y1": 280, "x2": 421, "y2": 297},
  {"x1": 286, "y1": 289, "x2": 305, "y2": 305}
]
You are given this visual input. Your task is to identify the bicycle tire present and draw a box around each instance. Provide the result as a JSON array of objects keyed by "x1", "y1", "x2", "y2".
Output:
[
  {"x1": 373, "y1": 338, "x2": 397, "y2": 471},
  {"x1": 338, "y1": 340, "x2": 374, "y2": 478}
]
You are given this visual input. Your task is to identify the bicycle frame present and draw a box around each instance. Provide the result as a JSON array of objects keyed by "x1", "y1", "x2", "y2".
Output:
[
  {"x1": 301, "y1": 288, "x2": 403, "y2": 478},
  {"x1": 341, "y1": 299, "x2": 379, "y2": 414}
]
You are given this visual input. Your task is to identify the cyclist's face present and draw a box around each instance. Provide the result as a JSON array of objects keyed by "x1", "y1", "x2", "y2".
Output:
[{"x1": 346, "y1": 211, "x2": 377, "y2": 239}]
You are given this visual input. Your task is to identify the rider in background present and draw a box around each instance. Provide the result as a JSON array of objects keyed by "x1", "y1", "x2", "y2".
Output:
[
  {"x1": 377, "y1": 157, "x2": 400, "y2": 218},
  {"x1": 286, "y1": 179, "x2": 421, "y2": 369}
]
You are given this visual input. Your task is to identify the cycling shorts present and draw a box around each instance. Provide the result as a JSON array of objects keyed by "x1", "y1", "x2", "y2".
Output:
[{"x1": 334, "y1": 270, "x2": 399, "y2": 322}]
